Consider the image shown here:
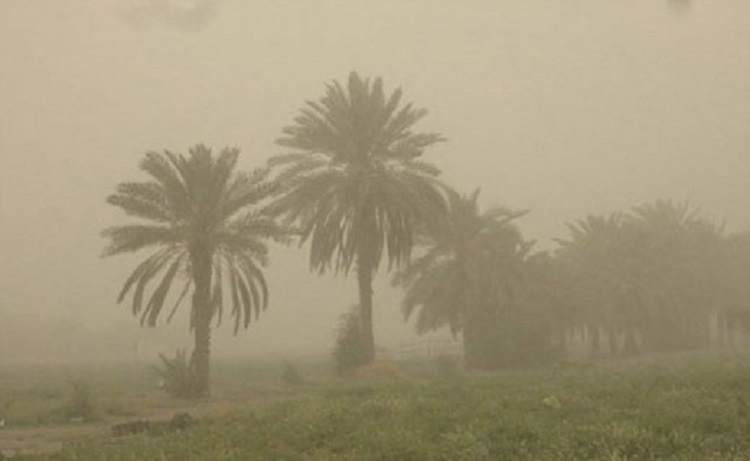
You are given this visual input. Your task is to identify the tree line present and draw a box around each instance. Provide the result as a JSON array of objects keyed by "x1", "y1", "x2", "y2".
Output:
[{"x1": 102, "y1": 72, "x2": 750, "y2": 397}]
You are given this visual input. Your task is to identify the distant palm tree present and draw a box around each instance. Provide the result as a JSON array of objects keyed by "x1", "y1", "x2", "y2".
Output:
[
  {"x1": 393, "y1": 189, "x2": 529, "y2": 368},
  {"x1": 555, "y1": 213, "x2": 640, "y2": 355},
  {"x1": 629, "y1": 200, "x2": 725, "y2": 351},
  {"x1": 102, "y1": 144, "x2": 285, "y2": 397},
  {"x1": 268, "y1": 72, "x2": 447, "y2": 364}
]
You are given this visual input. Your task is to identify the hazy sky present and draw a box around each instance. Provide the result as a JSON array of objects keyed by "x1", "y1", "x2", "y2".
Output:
[{"x1": 1, "y1": 0, "x2": 749, "y2": 363}]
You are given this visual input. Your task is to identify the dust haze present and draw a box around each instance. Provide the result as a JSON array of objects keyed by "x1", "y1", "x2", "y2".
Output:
[
  {"x1": 1, "y1": 0, "x2": 749, "y2": 368},
  {"x1": 118, "y1": 0, "x2": 220, "y2": 32}
]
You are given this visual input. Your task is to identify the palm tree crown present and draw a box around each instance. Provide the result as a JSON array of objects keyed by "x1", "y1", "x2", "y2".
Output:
[{"x1": 270, "y1": 72, "x2": 446, "y2": 273}]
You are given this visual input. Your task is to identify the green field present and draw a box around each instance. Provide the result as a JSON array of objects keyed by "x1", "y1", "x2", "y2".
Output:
[{"x1": 3, "y1": 353, "x2": 750, "y2": 460}]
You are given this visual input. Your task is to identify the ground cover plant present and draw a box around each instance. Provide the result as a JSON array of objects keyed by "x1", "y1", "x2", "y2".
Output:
[
  {"x1": 14, "y1": 353, "x2": 750, "y2": 460},
  {"x1": 0, "y1": 359, "x2": 316, "y2": 458}
]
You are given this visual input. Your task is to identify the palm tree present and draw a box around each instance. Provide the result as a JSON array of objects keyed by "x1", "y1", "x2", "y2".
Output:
[
  {"x1": 555, "y1": 213, "x2": 642, "y2": 356},
  {"x1": 629, "y1": 200, "x2": 725, "y2": 351},
  {"x1": 267, "y1": 72, "x2": 447, "y2": 364},
  {"x1": 717, "y1": 232, "x2": 750, "y2": 345},
  {"x1": 102, "y1": 144, "x2": 285, "y2": 397},
  {"x1": 393, "y1": 189, "x2": 530, "y2": 368}
]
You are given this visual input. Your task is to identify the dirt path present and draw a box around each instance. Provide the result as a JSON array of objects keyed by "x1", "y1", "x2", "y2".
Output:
[
  {"x1": 0, "y1": 393, "x2": 298, "y2": 457},
  {"x1": 0, "y1": 424, "x2": 106, "y2": 457}
]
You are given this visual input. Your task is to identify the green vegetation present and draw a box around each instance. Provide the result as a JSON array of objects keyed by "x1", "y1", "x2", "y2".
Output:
[
  {"x1": 60, "y1": 379, "x2": 97, "y2": 423},
  {"x1": 281, "y1": 361, "x2": 305, "y2": 386},
  {"x1": 152, "y1": 349, "x2": 198, "y2": 398},
  {"x1": 13, "y1": 355, "x2": 750, "y2": 460}
]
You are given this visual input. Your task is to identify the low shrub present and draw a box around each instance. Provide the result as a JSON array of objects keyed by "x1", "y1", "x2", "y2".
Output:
[
  {"x1": 434, "y1": 354, "x2": 461, "y2": 378},
  {"x1": 281, "y1": 361, "x2": 304, "y2": 385},
  {"x1": 152, "y1": 349, "x2": 197, "y2": 399},
  {"x1": 62, "y1": 378, "x2": 96, "y2": 422}
]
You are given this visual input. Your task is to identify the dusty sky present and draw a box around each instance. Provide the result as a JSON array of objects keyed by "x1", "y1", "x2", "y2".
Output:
[{"x1": 1, "y1": 0, "x2": 749, "y2": 364}]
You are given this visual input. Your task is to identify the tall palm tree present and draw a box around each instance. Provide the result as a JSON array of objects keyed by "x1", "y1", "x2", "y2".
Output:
[
  {"x1": 393, "y1": 189, "x2": 530, "y2": 368},
  {"x1": 102, "y1": 144, "x2": 285, "y2": 397},
  {"x1": 267, "y1": 72, "x2": 447, "y2": 363}
]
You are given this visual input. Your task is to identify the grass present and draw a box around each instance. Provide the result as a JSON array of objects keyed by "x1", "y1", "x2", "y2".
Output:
[{"x1": 4, "y1": 353, "x2": 750, "y2": 460}]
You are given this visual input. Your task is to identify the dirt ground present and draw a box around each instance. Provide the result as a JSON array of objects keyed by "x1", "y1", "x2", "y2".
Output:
[
  {"x1": 0, "y1": 393, "x2": 295, "y2": 457},
  {"x1": 0, "y1": 424, "x2": 105, "y2": 457}
]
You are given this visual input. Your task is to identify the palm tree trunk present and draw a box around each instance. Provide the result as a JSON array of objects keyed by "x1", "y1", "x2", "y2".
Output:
[
  {"x1": 191, "y1": 246, "x2": 212, "y2": 398},
  {"x1": 356, "y1": 252, "x2": 376, "y2": 365}
]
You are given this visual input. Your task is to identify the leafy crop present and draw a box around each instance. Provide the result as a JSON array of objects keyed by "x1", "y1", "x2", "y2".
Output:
[{"x1": 50, "y1": 356, "x2": 750, "y2": 460}]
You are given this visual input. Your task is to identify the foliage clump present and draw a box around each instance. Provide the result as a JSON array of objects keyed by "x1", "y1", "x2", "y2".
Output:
[
  {"x1": 57, "y1": 357, "x2": 750, "y2": 460},
  {"x1": 281, "y1": 361, "x2": 304, "y2": 386},
  {"x1": 152, "y1": 349, "x2": 198, "y2": 399},
  {"x1": 62, "y1": 378, "x2": 97, "y2": 422},
  {"x1": 434, "y1": 354, "x2": 461, "y2": 378}
]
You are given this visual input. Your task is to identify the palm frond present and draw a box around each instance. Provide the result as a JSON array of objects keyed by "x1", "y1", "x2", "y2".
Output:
[
  {"x1": 143, "y1": 254, "x2": 186, "y2": 327},
  {"x1": 139, "y1": 151, "x2": 191, "y2": 218},
  {"x1": 166, "y1": 279, "x2": 192, "y2": 323},
  {"x1": 107, "y1": 182, "x2": 173, "y2": 223},
  {"x1": 101, "y1": 225, "x2": 182, "y2": 256},
  {"x1": 116, "y1": 247, "x2": 181, "y2": 304}
]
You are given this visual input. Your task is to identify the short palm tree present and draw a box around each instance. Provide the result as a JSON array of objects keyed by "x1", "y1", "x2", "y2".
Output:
[
  {"x1": 393, "y1": 189, "x2": 530, "y2": 368},
  {"x1": 102, "y1": 144, "x2": 285, "y2": 397},
  {"x1": 268, "y1": 72, "x2": 447, "y2": 363}
]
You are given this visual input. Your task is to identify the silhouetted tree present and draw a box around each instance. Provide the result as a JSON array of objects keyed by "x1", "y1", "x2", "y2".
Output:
[
  {"x1": 629, "y1": 200, "x2": 725, "y2": 351},
  {"x1": 555, "y1": 213, "x2": 641, "y2": 356},
  {"x1": 716, "y1": 232, "x2": 750, "y2": 345},
  {"x1": 102, "y1": 145, "x2": 285, "y2": 397},
  {"x1": 394, "y1": 189, "x2": 531, "y2": 369},
  {"x1": 268, "y1": 72, "x2": 446, "y2": 364}
]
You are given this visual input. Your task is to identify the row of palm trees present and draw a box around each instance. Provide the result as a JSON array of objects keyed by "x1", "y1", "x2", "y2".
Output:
[
  {"x1": 554, "y1": 202, "x2": 750, "y2": 356},
  {"x1": 396, "y1": 196, "x2": 750, "y2": 369},
  {"x1": 103, "y1": 72, "x2": 750, "y2": 396}
]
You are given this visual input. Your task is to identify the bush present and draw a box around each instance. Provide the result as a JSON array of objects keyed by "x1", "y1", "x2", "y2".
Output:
[
  {"x1": 434, "y1": 354, "x2": 461, "y2": 378},
  {"x1": 281, "y1": 361, "x2": 304, "y2": 386},
  {"x1": 465, "y1": 312, "x2": 560, "y2": 370},
  {"x1": 333, "y1": 305, "x2": 368, "y2": 374},
  {"x1": 53, "y1": 357, "x2": 750, "y2": 460},
  {"x1": 64, "y1": 378, "x2": 96, "y2": 422},
  {"x1": 152, "y1": 349, "x2": 198, "y2": 398}
]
